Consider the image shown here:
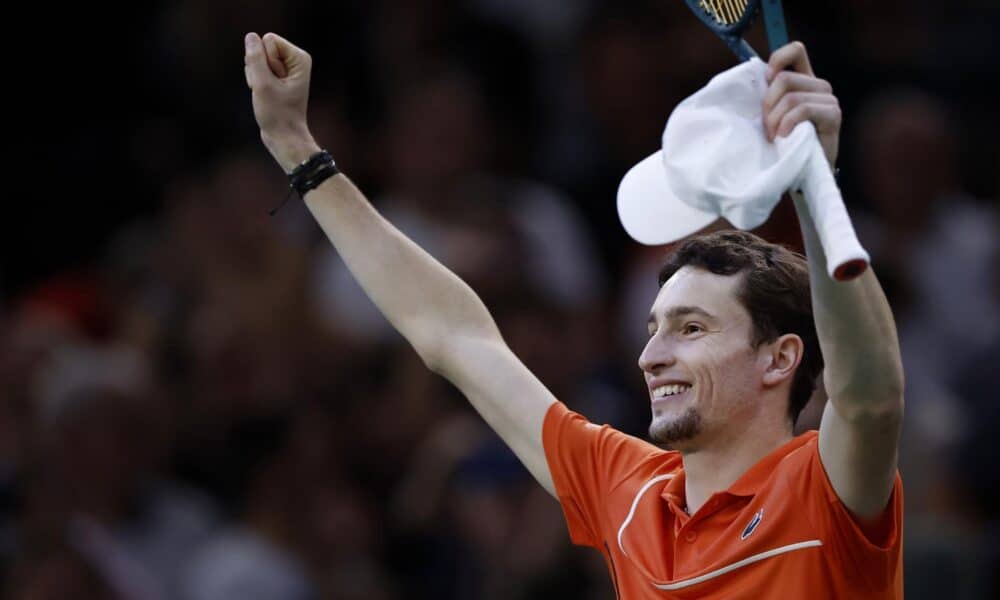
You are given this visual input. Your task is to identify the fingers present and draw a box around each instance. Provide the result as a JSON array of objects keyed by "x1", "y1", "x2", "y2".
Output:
[
  {"x1": 774, "y1": 102, "x2": 841, "y2": 139},
  {"x1": 766, "y1": 41, "x2": 813, "y2": 81},
  {"x1": 764, "y1": 92, "x2": 837, "y2": 139},
  {"x1": 761, "y1": 41, "x2": 841, "y2": 164},
  {"x1": 262, "y1": 34, "x2": 288, "y2": 78},
  {"x1": 261, "y1": 32, "x2": 311, "y2": 78},
  {"x1": 244, "y1": 32, "x2": 275, "y2": 90},
  {"x1": 763, "y1": 71, "x2": 832, "y2": 114}
]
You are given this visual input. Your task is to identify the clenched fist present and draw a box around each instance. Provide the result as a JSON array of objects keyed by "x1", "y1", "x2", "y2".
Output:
[
  {"x1": 244, "y1": 32, "x2": 321, "y2": 173},
  {"x1": 762, "y1": 42, "x2": 841, "y2": 168}
]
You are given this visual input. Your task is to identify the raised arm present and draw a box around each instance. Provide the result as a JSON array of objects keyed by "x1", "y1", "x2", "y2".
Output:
[
  {"x1": 243, "y1": 32, "x2": 557, "y2": 494},
  {"x1": 763, "y1": 43, "x2": 905, "y2": 519}
]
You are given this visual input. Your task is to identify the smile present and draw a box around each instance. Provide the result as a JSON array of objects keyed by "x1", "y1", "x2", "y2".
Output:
[{"x1": 652, "y1": 383, "x2": 692, "y2": 399}]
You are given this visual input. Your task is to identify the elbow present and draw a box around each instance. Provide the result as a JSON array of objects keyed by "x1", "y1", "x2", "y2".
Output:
[
  {"x1": 827, "y1": 364, "x2": 905, "y2": 424},
  {"x1": 880, "y1": 361, "x2": 906, "y2": 410},
  {"x1": 418, "y1": 343, "x2": 463, "y2": 376},
  {"x1": 415, "y1": 324, "x2": 504, "y2": 377},
  {"x1": 416, "y1": 345, "x2": 446, "y2": 374},
  {"x1": 412, "y1": 333, "x2": 455, "y2": 375},
  {"x1": 832, "y1": 393, "x2": 904, "y2": 428}
]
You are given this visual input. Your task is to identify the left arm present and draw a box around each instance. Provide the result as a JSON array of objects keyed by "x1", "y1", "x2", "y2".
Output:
[{"x1": 763, "y1": 43, "x2": 905, "y2": 519}]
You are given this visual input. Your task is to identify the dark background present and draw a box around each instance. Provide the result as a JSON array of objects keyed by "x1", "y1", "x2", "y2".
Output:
[{"x1": 4, "y1": 1, "x2": 999, "y2": 598}]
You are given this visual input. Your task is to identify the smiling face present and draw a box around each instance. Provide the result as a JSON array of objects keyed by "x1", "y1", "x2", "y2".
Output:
[{"x1": 640, "y1": 266, "x2": 770, "y2": 451}]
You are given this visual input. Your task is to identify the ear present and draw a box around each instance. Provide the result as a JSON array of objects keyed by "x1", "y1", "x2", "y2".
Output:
[{"x1": 761, "y1": 333, "x2": 804, "y2": 388}]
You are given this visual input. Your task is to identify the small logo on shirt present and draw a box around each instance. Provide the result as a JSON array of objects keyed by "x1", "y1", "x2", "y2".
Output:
[{"x1": 740, "y1": 508, "x2": 764, "y2": 540}]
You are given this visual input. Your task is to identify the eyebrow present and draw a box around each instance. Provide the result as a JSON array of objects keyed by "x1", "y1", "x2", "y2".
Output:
[{"x1": 647, "y1": 305, "x2": 717, "y2": 326}]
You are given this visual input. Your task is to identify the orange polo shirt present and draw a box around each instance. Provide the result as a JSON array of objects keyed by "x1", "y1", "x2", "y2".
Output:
[{"x1": 542, "y1": 401, "x2": 903, "y2": 599}]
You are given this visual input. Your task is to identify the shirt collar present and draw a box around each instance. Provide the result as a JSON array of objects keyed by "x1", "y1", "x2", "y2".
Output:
[
  {"x1": 663, "y1": 466, "x2": 687, "y2": 506},
  {"x1": 661, "y1": 431, "x2": 818, "y2": 504}
]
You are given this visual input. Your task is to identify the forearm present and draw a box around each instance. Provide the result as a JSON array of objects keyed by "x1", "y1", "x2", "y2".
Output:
[
  {"x1": 244, "y1": 33, "x2": 543, "y2": 452},
  {"x1": 244, "y1": 33, "x2": 500, "y2": 369},
  {"x1": 793, "y1": 192, "x2": 905, "y2": 418},
  {"x1": 304, "y1": 172, "x2": 502, "y2": 368}
]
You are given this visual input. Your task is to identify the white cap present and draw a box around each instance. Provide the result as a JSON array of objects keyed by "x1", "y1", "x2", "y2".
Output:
[{"x1": 617, "y1": 58, "x2": 816, "y2": 245}]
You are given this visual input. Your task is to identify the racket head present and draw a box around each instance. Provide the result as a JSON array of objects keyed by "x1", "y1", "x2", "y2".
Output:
[{"x1": 684, "y1": 0, "x2": 761, "y2": 35}]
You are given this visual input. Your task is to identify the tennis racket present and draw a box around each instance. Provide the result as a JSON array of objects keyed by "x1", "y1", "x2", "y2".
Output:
[{"x1": 684, "y1": 0, "x2": 869, "y2": 281}]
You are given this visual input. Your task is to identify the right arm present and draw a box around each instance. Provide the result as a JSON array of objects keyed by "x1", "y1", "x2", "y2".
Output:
[
  {"x1": 304, "y1": 174, "x2": 558, "y2": 494},
  {"x1": 243, "y1": 32, "x2": 557, "y2": 494}
]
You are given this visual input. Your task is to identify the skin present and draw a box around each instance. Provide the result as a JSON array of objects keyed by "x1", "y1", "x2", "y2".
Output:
[
  {"x1": 643, "y1": 269, "x2": 764, "y2": 450},
  {"x1": 640, "y1": 267, "x2": 804, "y2": 513},
  {"x1": 765, "y1": 44, "x2": 904, "y2": 522},
  {"x1": 245, "y1": 34, "x2": 903, "y2": 521}
]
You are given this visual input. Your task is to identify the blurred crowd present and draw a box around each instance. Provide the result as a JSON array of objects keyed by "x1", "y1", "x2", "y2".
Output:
[{"x1": 4, "y1": 1, "x2": 999, "y2": 598}]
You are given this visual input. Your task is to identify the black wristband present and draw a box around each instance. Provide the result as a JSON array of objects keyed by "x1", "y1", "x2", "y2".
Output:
[
  {"x1": 269, "y1": 150, "x2": 341, "y2": 216},
  {"x1": 289, "y1": 150, "x2": 339, "y2": 197}
]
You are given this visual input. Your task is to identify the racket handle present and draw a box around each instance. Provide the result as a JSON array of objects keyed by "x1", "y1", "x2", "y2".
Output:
[
  {"x1": 761, "y1": 0, "x2": 789, "y2": 53},
  {"x1": 797, "y1": 136, "x2": 870, "y2": 281},
  {"x1": 729, "y1": 37, "x2": 758, "y2": 62}
]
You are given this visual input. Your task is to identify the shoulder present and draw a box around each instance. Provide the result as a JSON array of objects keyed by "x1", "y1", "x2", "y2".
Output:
[
  {"x1": 544, "y1": 401, "x2": 676, "y2": 484},
  {"x1": 542, "y1": 401, "x2": 680, "y2": 547},
  {"x1": 765, "y1": 430, "x2": 904, "y2": 550},
  {"x1": 779, "y1": 430, "x2": 820, "y2": 469},
  {"x1": 544, "y1": 401, "x2": 689, "y2": 496},
  {"x1": 766, "y1": 431, "x2": 832, "y2": 498}
]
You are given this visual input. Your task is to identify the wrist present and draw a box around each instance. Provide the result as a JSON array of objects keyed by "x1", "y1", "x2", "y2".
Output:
[
  {"x1": 261, "y1": 130, "x2": 322, "y2": 174},
  {"x1": 267, "y1": 149, "x2": 340, "y2": 216}
]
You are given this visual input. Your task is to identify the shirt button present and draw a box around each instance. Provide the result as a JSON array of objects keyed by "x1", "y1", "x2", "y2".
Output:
[{"x1": 685, "y1": 531, "x2": 697, "y2": 543}]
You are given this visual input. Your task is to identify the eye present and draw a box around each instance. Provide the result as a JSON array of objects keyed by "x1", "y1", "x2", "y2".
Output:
[
  {"x1": 647, "y1": 324, "x2": 658, "y2": 338},
  {"x1": 682, "y1": 323, "x2": 704, "y2": 335}
]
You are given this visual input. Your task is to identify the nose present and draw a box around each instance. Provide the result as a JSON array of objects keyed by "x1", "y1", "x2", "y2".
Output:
[{"x1": 638, "y1": 334, "x2": 675, "y2": 375}]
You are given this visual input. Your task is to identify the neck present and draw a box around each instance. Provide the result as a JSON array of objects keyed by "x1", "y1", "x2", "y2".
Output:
[{"x1": 680, "y1": 417, "x2": 792, "y2": 515}]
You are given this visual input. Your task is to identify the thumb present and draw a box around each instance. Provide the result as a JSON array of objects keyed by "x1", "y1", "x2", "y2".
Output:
[{"x1": 244, "y1": 32, "x2": 275, "y2": 89}]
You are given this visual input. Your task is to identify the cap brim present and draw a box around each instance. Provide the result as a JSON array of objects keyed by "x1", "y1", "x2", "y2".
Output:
[{"x1": 617, "y1": 151, "x2": 719, "y2": 246}]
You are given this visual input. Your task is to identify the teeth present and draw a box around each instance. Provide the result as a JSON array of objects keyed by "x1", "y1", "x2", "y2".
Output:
[{"x1": 653, "y1": 384, "x2": 692, "y2": 398}]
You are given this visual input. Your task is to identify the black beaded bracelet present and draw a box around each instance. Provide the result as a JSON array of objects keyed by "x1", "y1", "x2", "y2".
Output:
[{"x1": 269, "y1": 150, "x2": 341, "y2": 216}]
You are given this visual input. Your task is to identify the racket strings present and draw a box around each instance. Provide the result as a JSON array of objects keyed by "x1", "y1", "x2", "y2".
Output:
[{"x1": 699, "y1": 0, "x2": 750, "y2": 25}]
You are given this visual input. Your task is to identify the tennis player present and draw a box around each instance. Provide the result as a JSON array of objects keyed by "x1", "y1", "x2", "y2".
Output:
[{"x1": 244, "y1": 32, "x2": 903, "y2": 598}]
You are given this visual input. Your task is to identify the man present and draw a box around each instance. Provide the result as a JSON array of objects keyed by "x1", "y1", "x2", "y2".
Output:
[{"x1": 243, "y1": 31, "x2": 904, "y2": 598}]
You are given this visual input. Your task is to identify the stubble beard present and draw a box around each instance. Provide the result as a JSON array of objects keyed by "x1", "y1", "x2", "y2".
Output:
[{"x1": 649, "y1": 406, "x2": 703, "y2": 448}]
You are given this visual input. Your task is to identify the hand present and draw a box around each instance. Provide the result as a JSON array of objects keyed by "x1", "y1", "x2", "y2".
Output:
[
  {"x1": 244, "y1": 32, "x2": 321, "y2": 173},
  {"x1": 762, "y1": 42, "x2": 841, "y2": 168}
]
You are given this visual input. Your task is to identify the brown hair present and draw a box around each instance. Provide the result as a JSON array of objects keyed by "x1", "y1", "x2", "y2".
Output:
[{"x1": 658, "y1": 230, "x2": 822, "y2": 424}]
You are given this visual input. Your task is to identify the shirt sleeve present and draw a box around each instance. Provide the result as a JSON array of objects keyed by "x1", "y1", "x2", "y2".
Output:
[
  {"x1": 798, "y1": 438, "x2": 904, "y2": 593},
  {"x1": 542, "y1": 401, "x2": 666, "y2": 548}
]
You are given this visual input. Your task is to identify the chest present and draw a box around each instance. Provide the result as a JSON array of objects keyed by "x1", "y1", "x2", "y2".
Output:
[{"x1": 605, "y1": 476, "x2": 825, "y2": 598}]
